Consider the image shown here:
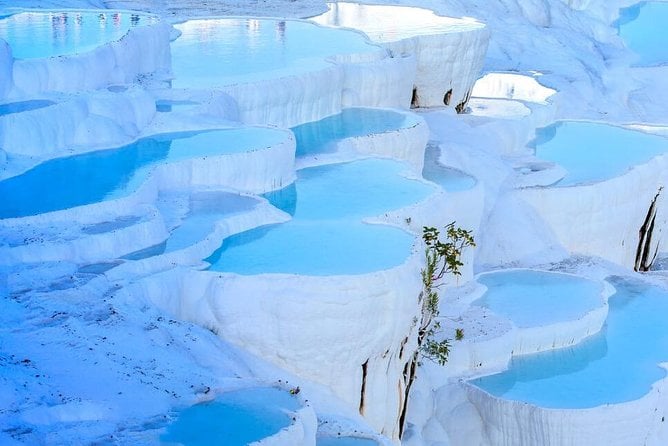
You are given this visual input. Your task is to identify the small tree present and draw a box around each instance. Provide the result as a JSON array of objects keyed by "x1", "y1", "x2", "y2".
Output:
[
  {"x1": 398, "y1": 222, "x2": 474, "y2": 438},
  {"x1": 419, "y1": 223, "x2": 475, "y2": 364}
]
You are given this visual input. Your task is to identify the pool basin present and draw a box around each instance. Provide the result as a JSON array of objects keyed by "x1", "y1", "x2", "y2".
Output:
[
  {"x1": 532, "y1": 121, "x2": 668, "y2": 186},
  {"x1": 161, "y1": 387, "x2": 300, "y2": 446},
  {"x1": 0, "y1": 10, "x2": 158, "y2": 59},
  {"x1": 618, "y1": 2, "x2": 668, "y2": 66},
  {"x1": 472, "y1": 277, "x2": 668, "y2": 408}
]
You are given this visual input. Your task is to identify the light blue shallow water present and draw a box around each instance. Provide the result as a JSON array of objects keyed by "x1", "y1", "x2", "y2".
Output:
[
  {"x1": 207, "y1": 220, "x2": 414, "y2": 275},
  {"x1": 206, "y1": 159, "x2": 430, "y2": 275},
  {"x1": 618, "y1": 2, "x2": 668, "y2": 66},
  {"x1": 0, "y1": 99, "x2": 55, "y2": 115},
  {"x1": 473, "y1": 270, "x2": 603, "y2": 328},
  {"x1": 0, "y1": 11, "x2": 156, "y2": 59},
  {"x1": 533, "y1": 121, "x2": 668, "y2": 186},
  {"x1": 171, "y1": 18, "x2": 380, "y2": 88},
  {"x1": 265, "y1": 159, "x2": 435, "y2": 219},
  {"x1": 292, "y1": 108, "x2": 412, "y2": 157},
  {"x1": 472, "y1": 277, "x2": 668, "y2": 408},
  {"x1": 161, "y1": 387, "x2": 300, "y2": 446},
  {"x1": 421, "y1": 144, "x2": 476, "y2": 192},
  {"x1": 0, "y1": 128, "x2": 285, "y2": 219}
]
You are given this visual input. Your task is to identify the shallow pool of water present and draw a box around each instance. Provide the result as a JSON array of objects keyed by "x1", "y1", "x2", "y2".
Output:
[
  {"x1": 206, "y1": 220, "x2": 414, "y2": 275},
  {"x1": 0, "y1": 99, "x2": 55, "y2": 115},
  {"x1": 0, "y1": 11, "x2": 157, "y2": 59},
  {"x1": 0, "y1": 128, "x2": 285, "y2": 219},
  {"x1": 618, "y1": 2, "x2": 668, "y2": 66},
  {"x1": 473, "y1": 270, "x2": 603, "y2": 328},
  {"x1": 532, "y1": 121, "x2": 668, "y2": 186},
  {"x1": 421, "y1": 144, "x2": 476, "y2": 192},
  {"x1": 472, "y1": 277, "x2": 668, "y2": 408},
  {"x1": 171, "y1": 18, "x2": 380, "y2": 88},
  {"x1": 292, "y1": 108, "x2": 413, "y2": 157},
  {"x1": 161, "y1": 387, "x2": 299, "y2": 446}
]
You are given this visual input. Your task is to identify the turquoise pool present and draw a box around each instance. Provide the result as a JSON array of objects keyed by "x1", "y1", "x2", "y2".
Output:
[
  {"x1": 170, "y1": 18, "x2": 381, "y2": 88},
  {"x1": 206, "y1": 220, "x2": 414, "y2": 275},
  {"x1": 291, "y1": 108, "x2": 412, "y2": 157},
  {"x1": 473, "y1": 270, "x2": 603, "y2": 328},
  {"x1": 0, "y1": 128, "x2": 286, "y2": 219},
  {"x1": 0, "y1": 11, "x2": 157, "y2": 59},
  {"x1": 472, "y1": 277, "x2": 668, "y2": 408},
  {"x1": 206, "y1": 159, "x2": 431, "y2": 275},
  {"x1": 618, "y1": 2, "x2": 668, "y2": 66},
  {"x1": 532, "y1": 121, "x2": 668, "y2": 186},
  {"x1": 161, "y1": 387, "x2": 300, "y2": 446}
]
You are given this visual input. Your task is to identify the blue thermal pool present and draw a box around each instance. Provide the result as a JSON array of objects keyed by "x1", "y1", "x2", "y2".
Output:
[
  {"x1": 292, "y1": 108, "x2": 417, "y2": 157},
  {"x1": 618, "y1": 2, "x2": 668, "y2": 66},
  {"x1": 122, "y1": 193, "x2": 258, "y2": 261},
  {"x1": 0, "y1": 11, "x2": 157, "y2": 59},
  {"x1": 310, "y1": 2, "x2": 483, "y2": 43},
  {"x1": 533, "y1": 121, "x2": 668, "y2": 186},
  {"x1": 473, "y1": 270, "x2": 603, "y2": 328},
  {"x1": 206, "y1": 220, "x2": 414, "y2": 276},
  {"x1": 0, "y1": 128, "x2": 286, "y2": 219},
  {"x1": 264, "y1": 158, "x2": 435, "y2": 219},
  {"x1": 422, "y1": 144, "x2": 476, "y2": 192},
  {"x1": 161, "y1": 387, "x2": 300, "y2": 446},
  {"x1": 206, "y1": 158, "x2": 431, "y2": 275},
  {"x1": 472, "y1": 277, "x2": 668, "y2": 408},
  {"x1": 318, "y1": 437, "x2": 379, "y2": 446},
  {"x1": 170, "y1": 18, "x2": 380, "y2": 88},
  {"x1": 0, "y1": 99, "x2": 55, "y2": 115}
]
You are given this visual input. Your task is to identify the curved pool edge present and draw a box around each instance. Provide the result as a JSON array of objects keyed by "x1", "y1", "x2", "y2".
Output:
[{"x1": 461, "y1": 369, "x2": 668, "y2": 446}]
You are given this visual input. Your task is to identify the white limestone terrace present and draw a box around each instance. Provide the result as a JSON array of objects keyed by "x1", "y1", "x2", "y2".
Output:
[
  {"x1": 4, "y1": 0, "x2": 668, "y2": 446},
  {"x1": 310, "y1": 2, "x2": 489, "y2": 110}
]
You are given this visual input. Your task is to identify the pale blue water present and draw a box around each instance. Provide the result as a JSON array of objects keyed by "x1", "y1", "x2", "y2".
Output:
[
  {"x1": 618, "y1": 2, "x2": 668, "y2": 66},
  {"x1": 0, "y1": 128, "x2": 285, "y2": 219},
  {"x1": 318, "y1": 437, "x2": 379, "y2": 446},
  {"x1": 155, "y1": 100, "x2": 199, "y2": 113},
  {"x1": 161, "y1": 387, "x2": 299, "y2": 446},
  {"x1": 473, "y1": 270, "x2": 603, "y2": 328},
  {"x1": 533, "y1": 121, "x2": 668, "y2": 186},
  {"x1": 0, "y1": 11, "x2": 156, "y2": 59},
  {"x1": 207, "y1": 159, "x2": 429, "y2": 275},
  {"x1": 0, "y1": 99, "x2": 55, "y2": 115},
  {"x1": 264, "y1": 159, "x2": 435, "y2": 219},
  {"x1": 171, "y1": 18, "x2": 380, "y2": 88},
  {"x1": 206, "y1": 220, "x2": 414, "y2": 275},
  {"x1": 472, "y1": 277, "x2": 668, "y2": 408},
  {"x1": 422, "y1": 144, "x2": 476, "y2": 192},
  {"x1": 122, "y1": 193, "x2": 257, "y2": 261},
  {"x1": 292, "y1": 108, "x2": 412, "y2": 157}
]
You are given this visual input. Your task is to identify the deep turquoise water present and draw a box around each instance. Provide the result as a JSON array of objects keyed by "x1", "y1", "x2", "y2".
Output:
[
  {"x1": 0, "y1": 128, "x2": 285, "y2": 219},
  {"x1": 171, "y1": 18, "x2": 380, "y2": 88},
  {"x1": 161, "y1": 387, "x2": 300, "y2": 446},
  {"x1": 0, "y1": 11, "x2": 157, "y2": 59},
  {"x1": 291, "y1": 108, "x2": 412, "y2": 157},
  {"x1": 473, "y1": 270, "x2": 603, "y2": 328},
  {"x1": 618, "y1": 2, "x2": 668, "y2": 66},
  {"x1": 533, "y1": 121, "x2": 668, "y2": 186},
  {"x1": 472, "y1": 277, "x2": 668, "y2": 408}
]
